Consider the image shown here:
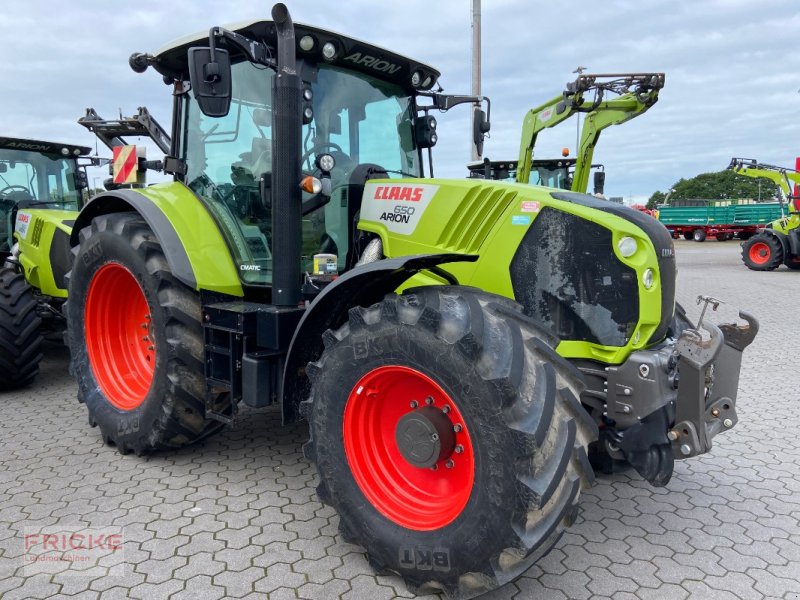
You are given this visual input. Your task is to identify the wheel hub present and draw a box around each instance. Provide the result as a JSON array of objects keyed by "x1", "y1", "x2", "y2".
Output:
[{"x1": 395, "y1": 406, "x2": 455, "y2": 468}]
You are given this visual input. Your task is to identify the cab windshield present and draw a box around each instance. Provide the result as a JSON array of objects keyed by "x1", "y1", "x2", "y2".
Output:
[
  {"x1": 0, "y1": 149, "x2": 81, "y2": 208},
  {"x1": 0, "y1": 148, "x2": 82, "y2": 252},
  {"x1": 182, "y1": 60, "x2": 419, "y2": 285}
]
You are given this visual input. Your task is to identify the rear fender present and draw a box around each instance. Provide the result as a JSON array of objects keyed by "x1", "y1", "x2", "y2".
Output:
[
  {"x1": 280, "y1": 253, "x2": 478, "y2": 424},
  {"x1": 70, "y1": 185, "x2": 242, "y2": 296}
]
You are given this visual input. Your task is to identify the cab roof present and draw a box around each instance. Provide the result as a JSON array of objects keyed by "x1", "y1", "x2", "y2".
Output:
[
  {"x1": 152, "y1": 19, "x2": 441, "y2": 95},
  {"x1": 0, "y1": 137, "x2": 91, "y2": 157}
]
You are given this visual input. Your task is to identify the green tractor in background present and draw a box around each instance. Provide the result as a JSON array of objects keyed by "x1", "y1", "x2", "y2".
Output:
[
  {"x1": 0, "y1": 137, "x2": 91, "y2": 389},
  {"x1": 62, "y1": 5, "x2": 757, "y2": 597},
  {"x1": 728, "y1": 157, "x2": 800, "y2": 270},
  {"x1": 468, "y1": 72, "x2": 665, "y2": 197}
]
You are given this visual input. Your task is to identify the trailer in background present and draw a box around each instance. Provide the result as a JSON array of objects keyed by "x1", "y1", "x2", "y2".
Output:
[{"x1": 657, "y1": 199, "x2": 783, "y2": 241}]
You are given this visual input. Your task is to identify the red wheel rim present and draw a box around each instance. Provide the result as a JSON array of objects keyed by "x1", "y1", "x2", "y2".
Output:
[
  {"x1": 749, "y1": 242, "x2": 770, "y2": 265},
  {"x1": 84, "y1": 263, "x2": 155, "y2": 410},
  {"x1": 343, "y1": 365, "x2": 474, "y2": 531}
]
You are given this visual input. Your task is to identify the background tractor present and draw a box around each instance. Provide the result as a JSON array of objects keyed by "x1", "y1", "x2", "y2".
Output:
[
  {"x1": 0, "y1": 136, "x2": 91, "y2": 389},
  {"x1": 63, "y1": 5, "x2": 756, "y2": 598},
  {"x1": 468, "y1": 72, "x2": 665, "y2": 197},
  {"x1": 728, "y1": 157, "x2": 800, "y2": 270}
]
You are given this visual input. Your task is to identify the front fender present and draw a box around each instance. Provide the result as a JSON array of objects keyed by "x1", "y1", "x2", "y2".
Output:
[
  {"x1": 70, "y1": 183, "x2": 242, "y2": 296},
  {"x1": 280, "y1": 253, "x2": 478, "y2": 424}
]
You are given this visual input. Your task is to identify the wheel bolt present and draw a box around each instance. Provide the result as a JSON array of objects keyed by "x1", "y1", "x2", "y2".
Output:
[
  {"x1": 453, "y1": 424, "x2": 462, "y2": 433},
  {"x1": 454, "y1": 444, "x2": 464, "y2": 454},
  {"x1": 425, "y1": 396, "x2": 434, "y2": 406},
  {"x1": 442, "y1": 405, "x2": 450, "y2": 414},
  {"x1": 431, "y1": 433, "x2": 439, "y2": 441},
  {"x1": 430, "y1": 464, "x2": 438, "y2": 471},
  {"x1": 142, "y1": 336, "x2": 150, "y2": 342},
  {"x1": 410, "y1": 400, "x2": 418, "y2": 409},
  {"x1": 445, "y1": 459, "x2": 455, "y2": 469}
]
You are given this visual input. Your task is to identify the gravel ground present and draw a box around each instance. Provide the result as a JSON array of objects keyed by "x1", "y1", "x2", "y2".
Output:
[{"x1": 1, "y1": 239, "x2": 798, "y2": 600}]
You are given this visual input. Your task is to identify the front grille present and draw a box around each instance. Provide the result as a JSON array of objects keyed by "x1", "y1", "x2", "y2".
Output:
[
  {"x1": 436, "y1": 186, "x2": 516, "y2": 253},
  {"x1": 510, "y1": 207, "x2": 639, "y2": 347}
]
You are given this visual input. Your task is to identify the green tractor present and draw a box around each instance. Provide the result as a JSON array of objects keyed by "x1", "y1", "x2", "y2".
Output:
[
  {"x1": 0, "y1": 136, "x2": 92, "y2": 389},
  {"x1": 728, "y1": 157, "x2": 800, "y2": 270},
  {"x1": 468, "y1": 72, "x2": 665, "y2": 196},
  {"x1": 63, "y1": 5, "x2": 757, "y2": 597}
]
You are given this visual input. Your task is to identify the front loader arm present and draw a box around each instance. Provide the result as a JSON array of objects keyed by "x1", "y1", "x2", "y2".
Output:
[
  {"x1": 728, "y1": 157, "x2": 800, "y2": 200},
  {"x1": 516, "y1": 72, "x2": 664, "y2": 188},
  {"x1": 571, "y1": 94, "x2": 659, "y2": 193}
]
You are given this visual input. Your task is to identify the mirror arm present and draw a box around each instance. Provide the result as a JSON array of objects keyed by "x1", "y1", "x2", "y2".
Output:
[{"x1": 208, "y1": 27, "x2": 273, "y2": 67}]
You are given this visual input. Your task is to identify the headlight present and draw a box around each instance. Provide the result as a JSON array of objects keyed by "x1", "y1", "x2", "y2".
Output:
[
  {"x1": 642, "y1": 268, "x2": 655, "y2": 289},
  {"x1": 617, "y1": 236, "x2": 638, "y2": 258},
  {"x1": 316, "y1": 153, "x2": 336, "y2": 173}
]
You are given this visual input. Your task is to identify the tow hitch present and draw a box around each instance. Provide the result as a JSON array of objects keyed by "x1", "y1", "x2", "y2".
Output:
[{"x1": 671, "y1": 296, "x2": 759, "y2": 459}]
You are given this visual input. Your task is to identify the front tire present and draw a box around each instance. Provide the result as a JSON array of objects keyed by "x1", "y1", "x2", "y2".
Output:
[
  {"x1": 302, "y1": 287, "x2": 597, "y2": 598},
  {"x1": 741, "y1": 233, "x2": 782, "y2": 271},
  {"x1": 65, "y1": 212, "x2": 229, "y2": 454},
  {"x1": 0, "y1": 267, "x2": 43, "y2": 390}
]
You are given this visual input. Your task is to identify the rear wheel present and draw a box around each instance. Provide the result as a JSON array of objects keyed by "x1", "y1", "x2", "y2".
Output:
[
  {"x1": 682, "y1": 231, "x2": 693, "y2": 240},
  {"x1": 65, "y1": 212, "x2": 229, "y2": 453},
  {"x1": 741, "y1": 233, "x2": 782, "y2": 271},
  {"x1": 0, "y1": 267, "x2": 43, "y2": 390},
  {"x1": 302, "y1": 287, "x2": 597, "y2": 598},
  {"x1": 693, "y1": 229, "x2": 707, "y2": 242},
  {"x1": 715, "y1": 233, "x2": 730, "y2": 242}
]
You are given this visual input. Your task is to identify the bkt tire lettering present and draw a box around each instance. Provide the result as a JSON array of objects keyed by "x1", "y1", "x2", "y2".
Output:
[{"x1": 398, "y1": 547, "x2": 451, "y2": 572}]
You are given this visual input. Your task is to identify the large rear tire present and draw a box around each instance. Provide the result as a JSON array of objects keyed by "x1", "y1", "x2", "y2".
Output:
[
  {"x1": 693, "y1": 229, "x2": 707, "y2": 242},
  {"x1": 741, "y1": 233, "x2": 782, "y2": 271},
  {"x1": 65, "y1": 213, "x2": 229, "y2": 454},
  {"x1": 0, "y1": 267, "x2": 43, "y2": 390},
  {"x1": 302, "y1": 287, "x2": 597, "y2": 599}
]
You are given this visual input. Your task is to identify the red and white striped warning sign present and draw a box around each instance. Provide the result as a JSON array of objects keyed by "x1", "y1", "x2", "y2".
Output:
[{"x1": 112, "y1": 146, "x2": 138, "y2": 184}]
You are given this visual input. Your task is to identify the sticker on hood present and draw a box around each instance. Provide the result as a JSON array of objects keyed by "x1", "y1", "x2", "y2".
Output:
[{"x1": 360, "y1": 183, "x2": 439, "y2": 235}]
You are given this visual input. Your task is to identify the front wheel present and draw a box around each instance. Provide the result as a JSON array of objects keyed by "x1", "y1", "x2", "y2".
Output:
[
  {"x1": 65, "y1": 212, "x2": 230, "y2": 454},
  {"x1": 302, "y1": 287, "x2": 597, "y2": 598},
  {"x1": 741, "y1": 233, "x2": 783, "y2": 271}
]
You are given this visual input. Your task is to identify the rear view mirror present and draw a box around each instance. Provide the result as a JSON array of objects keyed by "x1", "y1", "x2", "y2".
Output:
[
  {"x1": 594, "y1": 171, "x2": 606, "y2": 195},
  {"x1": 188, "y1": 47, "x2": 232, "y2": 117},
  {"x1": 473, "y1": 109, "x2": 490, "y2": 157}
]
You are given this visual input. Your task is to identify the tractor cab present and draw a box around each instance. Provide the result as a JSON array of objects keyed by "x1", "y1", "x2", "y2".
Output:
[
  {"x1": 137, "y1": 18, "x2": 483, "y2": 290},
  {"x1": 0, "y1": 138, "x2": 90, "y2": 254},
  {"x1": 467, "y1": 157, "x2": 577, "y2": 189}
]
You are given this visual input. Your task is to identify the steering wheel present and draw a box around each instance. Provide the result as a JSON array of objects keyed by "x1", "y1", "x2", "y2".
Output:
[
  {"x1": 0, "y1": 185, "x2": 32, "y2": 197},
  {"x1": 0, "y1": 185, "x2": 33, "y2": 205},
  {"x1": 301, "y1": 142, "x2": 345, "y2": 171}
]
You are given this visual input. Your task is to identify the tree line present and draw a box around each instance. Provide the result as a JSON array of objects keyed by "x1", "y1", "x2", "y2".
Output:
[{"x1": 646, "y1": 169, "x2": 782, "y2": 209}]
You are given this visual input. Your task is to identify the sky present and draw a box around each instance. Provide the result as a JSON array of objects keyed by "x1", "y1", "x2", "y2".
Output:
[{"x1": 1, "y1": 0, "x2": 798, "y2": 203}]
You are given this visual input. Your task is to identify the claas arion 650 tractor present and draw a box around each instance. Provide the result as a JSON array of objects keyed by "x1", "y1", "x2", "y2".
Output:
[{"x1": 64, "y1": 5, "x2": 757, "y2": 597}]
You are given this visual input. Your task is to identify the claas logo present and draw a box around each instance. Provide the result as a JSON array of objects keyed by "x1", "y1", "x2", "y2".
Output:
[{"x1": 373, "y1": 186, "x2": 424, "y2": 202}]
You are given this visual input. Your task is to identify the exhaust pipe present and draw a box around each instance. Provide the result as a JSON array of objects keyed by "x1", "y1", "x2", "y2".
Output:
[{"x1": 270, "y1": 2, "x2": 302, "y2": 307}]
